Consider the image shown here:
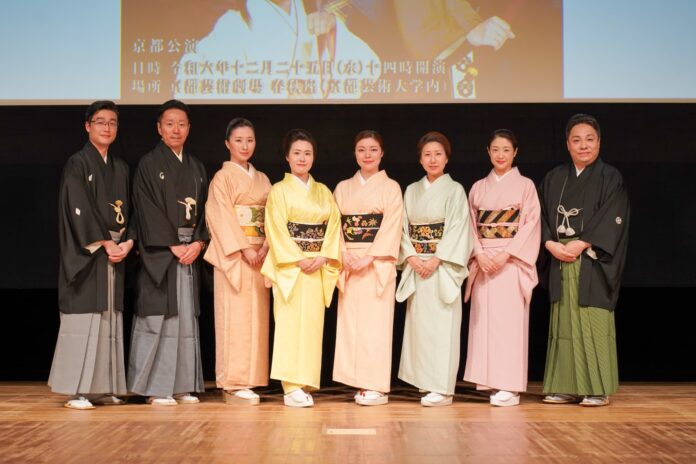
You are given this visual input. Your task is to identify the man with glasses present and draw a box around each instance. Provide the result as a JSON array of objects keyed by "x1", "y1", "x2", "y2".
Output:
[
  {"x1": 49, "y1": 100, "x2": 135, "y2": 409},
  {"x1": 127, "y1": 99, "x2": 209, "y2": 405}
]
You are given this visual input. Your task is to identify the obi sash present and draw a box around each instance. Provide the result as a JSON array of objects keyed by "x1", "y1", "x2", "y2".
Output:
[
  {"x1": 287, "y1": 221, "x2": 327, "y2": 252},
  {"x1": 408, "y1": 221, "x2": 444, "y2": 255},
  {"x1": 341, "y1": 213, "x2": 383, "y2": 243},
  {"x1": 235, "y1": 205, "x2": 265, "y2": 245},
  {"x1": 477, "y1": 207, "x2": 519, "y2": 239}
]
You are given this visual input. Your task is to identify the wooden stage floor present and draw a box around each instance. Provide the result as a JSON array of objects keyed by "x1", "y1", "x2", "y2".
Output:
[{"x1": 1, "y1": 382, "x2": 695, "y2": 463}]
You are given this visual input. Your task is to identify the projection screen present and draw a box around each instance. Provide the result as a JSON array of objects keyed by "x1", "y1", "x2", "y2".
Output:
[{"x1": 1, "y1": 0, "x2": 695, "y2": 104}]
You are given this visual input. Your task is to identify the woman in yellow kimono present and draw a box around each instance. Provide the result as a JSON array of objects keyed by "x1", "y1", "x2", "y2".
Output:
[
  {"x1": 261, "y1": 128, "x2": 341, "y2": 407},
  {"x1": 205, "y1": 118, "x2": 272, "y2": 405},
  {"x1": 397, "y1": 131, "x2": 473, "y2": 407},
  {"x1": 333, "y1": 130, "x2": 403, "y2": 406}
]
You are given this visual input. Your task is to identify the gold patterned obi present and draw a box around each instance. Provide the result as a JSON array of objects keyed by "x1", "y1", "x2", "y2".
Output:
[
  {"x1": 408, "y1": 221, "x2": 444, "y2": 255},
  {"x1": 477, "y1": 207, "x2": 519, "y2": 239},
  {"x1": 235, "y1": 205, "x2": 265, "y2": 245},
  {"x1": 287, "y1": 221, "x2": 327, "y2": 252},
  {"x1": 341, "y1": 213, "x2": 383, "y2": 243}
]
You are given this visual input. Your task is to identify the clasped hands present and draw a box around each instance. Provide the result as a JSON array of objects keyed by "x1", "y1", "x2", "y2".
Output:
[
  {"x1": 241, "y1": 245, "x2": 269, "y2": 268},
  {"x1": 475, "y1": 251, "x2": 510, "y2": 274},
  {"x1": 170, "y1": 241, "x2": 204, "y2": 265},
  {"x1": 342, "y1": 251, "x2": 374, "y2": 273},
  {"x1": 407, "y1": 255, "x2": 441, "y2": 279},
  {"x1": 299, "y1": 256, "x2": 328, "y2": 274},
  {"x1": 102, "y1": 239, "x2": 133, "y2": 263},
  {"x1": 545, "y1": 240, "x2": 590, "y2": 262}
]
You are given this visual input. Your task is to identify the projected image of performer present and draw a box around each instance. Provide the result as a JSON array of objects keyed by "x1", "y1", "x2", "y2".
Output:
[
  {"x1": 332, "y1": 131, "x2": 403, "y2": 406},
  {"x1": 175, "y1": 0, "x2": 380, "y2": 100},
  {"x1": 49, "y1": 101, "x2": 135, "y2": 410},
  {"x1": 204, "y1": 118, "x2": 272, "y2": 405},
  {"x1": 539, "y1": 114, "x2": 630, "y2": 407},
  {"x1": 320, "y1": 0, "x2": 514, "y2": 100},
  {"x1": 261, "y1": 129, "x2": 342, "y2": 407},
  {"x1": 462, "y1": 129, "x2": 541, "y2": 407},
  {"x1": 396, "y1": 132, "x2": 473, "y2": 407},
  {"x1": 127, "y1": 100, "x2": 209, "y2": 406}
]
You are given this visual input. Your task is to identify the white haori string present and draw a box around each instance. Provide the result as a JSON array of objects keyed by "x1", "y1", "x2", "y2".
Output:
[
  {"x1": 557, "y1": 205, "x2": 581, "y2": 236},
  {"x1": 178, "y1": 197, "x2": 197, "y2": 221}
]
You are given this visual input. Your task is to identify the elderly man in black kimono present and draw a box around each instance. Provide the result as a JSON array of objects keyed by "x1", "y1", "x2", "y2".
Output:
[
  {"x1": 538, "y1": 114, "x2": 630, "y2": 407},
  {"x1": 127, "y1": 100, "x2": 209, "y2": 405},
  {"x1": 49, "y1": 100, "x2": 135, "y2": 410}
]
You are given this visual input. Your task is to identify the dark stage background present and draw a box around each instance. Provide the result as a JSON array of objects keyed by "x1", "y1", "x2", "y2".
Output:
[{"x1": 1, "y1": 103, "x2": 694, "y2": 383}]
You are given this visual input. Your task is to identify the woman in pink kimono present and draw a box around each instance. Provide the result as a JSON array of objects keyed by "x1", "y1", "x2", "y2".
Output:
[
  {"x1": 204, "y1": 118, "x2": 272, "y2": 405},
  {"x1": 463, "y1": 129, "x2": 541, "y2": 406},
  {"x1": 333, "y1": 131, "x2": 403, "y2": 406}
]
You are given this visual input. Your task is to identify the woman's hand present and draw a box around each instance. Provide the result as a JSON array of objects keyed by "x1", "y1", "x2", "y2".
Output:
[
  {"x1": 420, "y1": 256, "x2": 441, "y2": 279},
  {"x1": 350, "y1": 255, "x2": 374, "y2": 272},
  {"x1": 242, "y1": 247, "x2": 260, "y2": 267}
]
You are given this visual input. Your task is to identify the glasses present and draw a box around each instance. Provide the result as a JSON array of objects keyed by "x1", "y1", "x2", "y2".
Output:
[{"x1": 90, "y1": 119, "x2": 118, "y2": 129}]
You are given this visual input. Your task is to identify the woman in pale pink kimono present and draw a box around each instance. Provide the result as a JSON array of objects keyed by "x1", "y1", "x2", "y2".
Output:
[
  {"x1": 463, "y1": 129, "x2": 541, "y2": 406},
  {"x1": 333, "y1": 130, "x2": 403, "y2": 406},
  {"x1": 204, "y1": 118, "x2": 272, "y2": 405}
]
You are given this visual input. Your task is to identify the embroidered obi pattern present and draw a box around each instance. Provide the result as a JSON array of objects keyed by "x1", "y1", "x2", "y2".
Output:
[
  {"x1": 408, "y1": 221, "x2": 445, "y2": 254},
  {"x1": 287, "y1": 221, "x2": 327, "y2": 252},
  {"x1": 235, "y1": 205, "x2": 265, "y2": 245},
  {"x1": 341, "y1": 213, "x2": 383, "y2": 243}
]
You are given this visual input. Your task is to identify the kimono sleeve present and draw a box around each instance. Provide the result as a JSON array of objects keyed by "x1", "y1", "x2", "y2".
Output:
[
  {"x1": 579, "y1": 170, "x2": 630, "y2": 260},
  {"x1": 504, "y1": 179, "x2": 541, "y2": 265},
  {"x1": 435, "y1": 183, "x2": 473, "y2": 269},
  {"x1": 396, "y1": 186, "x2": 418, "y2": 268},
  {"x1": 260, "y1": 185, "x2": 306, "y2": 300},
  {"x1": 132, "y1": 160, "x2": 178, "y2": 248},
  {"x1": 367, "y1": 181, "x2": 403, "y2": 261},
  {"x1": 206, "y1": 173, "x2": 251, "y2": 256}
]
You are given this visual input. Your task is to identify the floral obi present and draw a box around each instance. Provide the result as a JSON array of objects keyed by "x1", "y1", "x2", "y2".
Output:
[
  {"x1": 477, "y1": 207, "x2": 519, "y2": 239},
  {"x1": 287, "y1": 221, "x2": 327, "y2": 252},
  {"x1": 235, "y1": 205, "x2": 266, "y2": 245},
  {"x1": 341, "y1": 213, "x2": 383, "y2": 243},
  {"x1": 408, "y1": 221, "x2": 444, "y2": 255}
]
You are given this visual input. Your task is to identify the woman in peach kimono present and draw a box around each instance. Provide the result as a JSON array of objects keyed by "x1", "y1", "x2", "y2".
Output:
[
  {"x1": 261, "y1": 129, "x2": 341, "y2": 408},
  {"x1": 204, "y1": 118, "x2": 272, "y2": 405},
  {"x1": 463, "y1": 129, "x2": 541, "y2": 407},
  {"x1": 333, "y1": 131, "x2": 403, "y2": 406}
]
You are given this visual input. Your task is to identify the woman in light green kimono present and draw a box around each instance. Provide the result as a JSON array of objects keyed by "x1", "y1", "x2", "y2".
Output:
[{"x1": 397, "y1": 131, "x2": 474, "y2": 407}]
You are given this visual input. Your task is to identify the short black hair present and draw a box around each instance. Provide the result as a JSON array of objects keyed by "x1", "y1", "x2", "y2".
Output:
[
  {"x1": 225, "y1": 117, "x2": 255, "y2": 140},
  {"x1": 565, "y1": 113, "x2": 601, "y2": 139},
  {"x1": 488, "y1": 129, "x2": 518, "y2": 150},
  {"x1": 158, "y1": 99, "x2": 191, "y2": 122},
  {"x1": 85, "y1": 100, "x2": 118, "y2": 123},
  {"x1": 282, "y1": 128, "x2": 317, "y2": 158}
]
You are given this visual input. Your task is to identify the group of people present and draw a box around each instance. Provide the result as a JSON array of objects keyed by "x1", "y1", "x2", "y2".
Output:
[{"x1": 50, "y1": 99, "x2": 630, "y2": 411}]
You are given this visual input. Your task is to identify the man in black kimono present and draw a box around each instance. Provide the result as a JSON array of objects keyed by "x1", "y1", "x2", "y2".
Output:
[
  {"x1": 538, "y1": 114, "x2": 630, "y2": 407},
  {"x1": 127, "y1": 99, "x2": 208, "y2": 405},
  {"x1": 49, "y1": 100, "x2": 135, "y2": 410}
]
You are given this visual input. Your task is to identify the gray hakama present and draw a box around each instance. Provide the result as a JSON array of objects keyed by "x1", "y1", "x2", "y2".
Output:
[
  {"x1": 127, "y1": 228, "x2": 204, "y2": 396},
  {"x1": 49, "y1": 231, "x2": 127, "y2": 396}
]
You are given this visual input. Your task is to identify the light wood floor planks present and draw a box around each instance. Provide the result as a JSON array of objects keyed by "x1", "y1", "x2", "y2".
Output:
[{"x1": 1, "y1": 382, "x2": 695, "y2": 463}]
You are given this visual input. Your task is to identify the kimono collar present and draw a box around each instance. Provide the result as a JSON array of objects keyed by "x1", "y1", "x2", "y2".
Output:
[
  {"x1": 355, "y1": 169, "x2": 386, "y2": 185},
  {"x1": 85, "y1": 141, "x2": 109, "y2": 165},
  {"x1": 226, "y1": 161, "x2": 255, "y2": 178},
  {"x1": 493, "y1": 167, "x2": 517, "y2": 182},
  {"x1": 486, "y1": 167, "x2": 519, "y2": 188},
  {"x1": 285, "y1": 172, "x2": 313, "y2": 190},
  {"x1": 422, "y1": 173, "x2": 451, "y2": 190}
]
